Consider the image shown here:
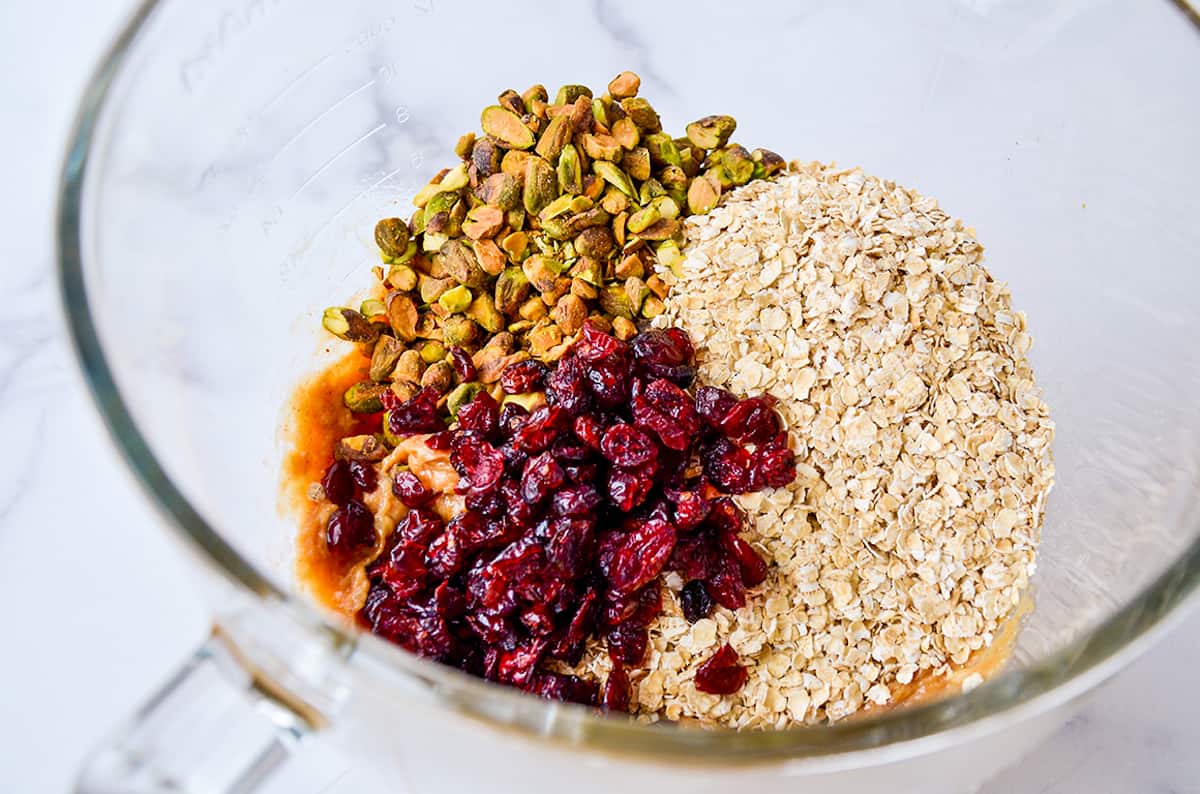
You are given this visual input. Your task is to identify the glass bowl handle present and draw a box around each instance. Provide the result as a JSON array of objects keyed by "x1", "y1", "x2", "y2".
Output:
[{"x1": 76, "y1": 598, "x2": 348, "y2": 794}]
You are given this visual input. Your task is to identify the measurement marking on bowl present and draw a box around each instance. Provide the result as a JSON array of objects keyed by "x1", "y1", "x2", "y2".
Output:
[
  {"x1": 257, "y1": 52, "x2": 336, "y2": 118},
  {"x1": 305, "y1": 164, "x2": 411, "y2": 244},
  {"x1": 289, "y1": 123, "x2": 388, "y2": 201},
  {"x1": 269, "y1": 79, "x2": 377, "y2": 166}
]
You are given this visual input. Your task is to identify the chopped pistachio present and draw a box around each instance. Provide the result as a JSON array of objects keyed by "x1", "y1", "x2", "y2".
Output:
[
  {"x1": 551, "y1": 294, "x2": 588, "y2": 335},
  {"x1": 641, "y1": 295, "x2": 665, "y2": 318},
  {"x1": 386, "y1": 263, "x2": 418, "y2": 292},
  {"x1": 615, "y1": 252, "x2": 645, "y2": 280},
  {"x1": 395, "y1": 349, "x2": 425, "y2": 381},
  {"x1": 420, "y1": 360, "x2": 454, "y2": 392},
  {"x1": 611, "y1": 315, "x2": 638, "y2": 341},
  {"x1": 521, "y1": 83, "x2": 548, "y2": 111},
  {"x1": 582, "y1": 133, "x2": 622, "y2": 162},
  {"x1": 624, "y1": 147, "x2": 651, "y2": 181},
  {"x1": 557, "y1": 143, "x2": 583, "y2": 195},
  {"x1": 374, "y1": 217, "x2": 410, "y2": 258},
  {"x1": 465, "y1": 293, "x2": 505, "y2": 333},
  {"x1": 473, "y1": 238, "x2": 506, "y2": 276},
  {"x1": 322, "y1": 307, "x2": 379, "y2": 343},
  {"x1": 598, "y1": 284, "x2": 635, "y2": 318},
  {"x1": 571, "y1": 277, "x2": 599, "y2": 301},
  {"x1": 594, "y1": 161, "x2": 637, "y2": 199},
  {"x1": 627, "y1": 205, "x2": 661, "y2": 234},
  {"x1": 534, "y1": 114, "x2": 573, "y2": 162},
  {"x1": 495, "y1": 267, "x2": 531, "y2": 314},
  {"x1": 462, "y1": 205, "x2": 504, "y2": 240},
  {"x1": 608, "y1": 71, "x2": 641, "y2": 99},
  {"x1": 343, "y1": 380, "x2": 389, "y2": 413},
  {"x1": 442, "y1": 316, "x2": 481, "y2": 349},
  {"x1": 522, "y1": 254, "x2": 563, "y2": 292},
  {"x1": 644, "y1": 133, "x2": 682, "y2": 169},
  {"x1": 687, "y1": 173, "x2": 721, "y2": 214},
  {"x1": 501, "y1": 391, "x2": 547, "y2": 412},
  {"x1": 454, "y1": 132, "x2": 476, "y2": 160},
  {"x1": 574, "y1": 226, "x2": 614, "y2": 259},
  {"x1": 417, "y1": 274, "x2": 453, "y2": 305},
  {"x1": 646, "y1": 274, "x2": 669, "y2": 300},
  {"x1": 336, "y1": 433, "x2": 389, "y2": 462},
  {"x1": 438, "y1": 284, "x2": 473, "y2": 313},
  {"x1": 523, "y1": 156, "x2": 559, "y2": 215},
  {"x1": 477, "y1": 173, "x2": 521, "y2": 210},
  {"x1": 554, "y1": 84, "x2": 593, "y2": 105},
  {"x1": 446, "y1": 382, "x2": 484, "y2": 417},
  {"x1": 471, "y1": 138, "x2": 503, "y2": 178},
  {"x1": 519, "y1": 296, "x2": 549, "y2": 322},
  {"x1": 369, "y1": 336, "x2": 405, "y2": 382},
  {"x1": 620, "y1": 97, "x2": 662, "y2": 132},
  {"x1": 480, "y1": 105, "x2": 535, "y2": 149},
  {"x1": 497, "y1": 89, "x2": 524, "y2": 116},
  {"x1": 440, "y1": 239, "x2": 489, "y2": 288},
  {"x1": 418, "y1": 341, "x2": 447, "y2": 365},
  {"x1": 685, "y1": 115, "x2": 737, "y2": 150},
  {"x1": 359, "y1": 298, "x2": 387, "y2": 322},
  {"x1": 611, "y1": 117, "x2": 640, "y2": 150}
]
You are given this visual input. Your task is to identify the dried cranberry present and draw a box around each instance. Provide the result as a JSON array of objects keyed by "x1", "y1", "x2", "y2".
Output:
[
  {"x1": 679, "y1": 580, "x2": 714, "y2": 623},
  {"x1": 754, "y1": 433, "x2": 797, "y2": 488},
  {"x1": 600, "y1": 423, "x2": 658, "y2": 468},
  {"x1": 550, "y1": 437, "x2": 593, "y2": 462},
  {"x1": 526, "y1": 671, "x2": 598, "y2": 705},
  {"x1": 694, "y1": 385, "x2": 738, "y2": 428},
  {"x1": 546, "y1": 516, "x2": 596, "y2": 578},
  {"x1": 585, "y1": 360, "x2": 629, "y2": 408},
  {"x1": 551, "y1": 483, "x2": 603, "y2": 516},
  {"x1": 499, "y1": 479, "x2": 537, "y2": 528},
  {"x1": 377, "y1": 541, "x2": 428, "y2": 599},
  {"x1": 547, "y1": 357, "x2": 593, "y2": 415},
  {"x1": 706, "y1": 552, "x2": 746, "y2": 610},
  {"x1": 456, "y1": 390, "x2": 499, "y2": 438},
  {"x1": 521, "y1": 451, "x2": 565, "y2": 504},
  {"x1": 500, "y1": 359, "x2": 548, "y2": 394},
  {"x1": 498, "y1": 401, "x2": 530, "y2": 434},
  {"x1": 448, "y1": 346, "x2": 477, "y2": 382},
  {"x1": 424, "y1": 430, "x2": 453, "y2": 450},
  {"x1": 703, "y1": 436, "x2": 755, "y2": 493},
  {"x1": 513, "y1": 405, "x2": 569, "y2": 452},
  {"x1": 669, "y1": 534, "x2": 713, "y2": 582},
  {"x1": 387, "y1": 386, "x2": 446, "y2": 435},
  {"x1": 694, "y1": 643, "x2": 747, "y2": 695},
  {"x1": 495, "y1": 639, "x2": 548, "y2": 687},
  {"x1": 425, "y1": 527, "x2": 465, "y2": 579},
  {"x1": 320, "y1": 459, "x2": 354, "y2": 505},
  {"x1": 562, "y1": 461, "x2": 599, "y2": 485},
  {"x1": 572, "y1": 413, "x2": 605, "y2": 450},
  {"x1": 632, "y1": 380, "x2": 697, "y2": 450},
  {"x1": 392, "y1": 469, "x2": 434, "y2": 507},
  {"x1": 549, "y1": 588, "x2": 596, "y2": 664},
  {"x1": 605, "y1": 465, "x2": 654, "y2": 512},
  {"x1": 631, "y1": 329, "x2": 696, "y2": 386},
  {"x1": 669, "y1": 490, "x2": 711, "y2": 531},
  {"x1": 705, "y1": 497, "x2": 743, "y2": 535},
  {"x1": 325, "y1": 499, "x2": 375, "y2": 555},
  {"x1": 720, "y1": 396, "x2": 782, "y2": 445},
  {"x1": 451, "y1": 433, "x2": 506, "y2": 496},
  {"x1": 521, "y1": 602, "x2": 556, "y2": 636},
  {"x1": 721, "y1": 531, "x2": 769, "y2": 586},
  {"x1": 605, "y1": 585, "x2": 661, "y2": 666},
  {"x1": 602, "y1": 658, "x2": 630, "y2": 711},
  {"x1": 574, "y1": 320, "x2": 626, "y2": 362},
  {"x1": 606, "y1": 518, "x2": 677, "y2": 596}
]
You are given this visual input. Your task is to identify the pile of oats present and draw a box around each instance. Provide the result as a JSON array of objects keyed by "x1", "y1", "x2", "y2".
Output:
[{"x1": 631, "y1": 162, "x2": 1056, "y2": 728}]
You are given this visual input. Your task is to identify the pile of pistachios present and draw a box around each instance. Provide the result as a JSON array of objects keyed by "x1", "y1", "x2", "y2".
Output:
[{"x1": 322, "y1": 71, "x2": 783, "y2": 414}]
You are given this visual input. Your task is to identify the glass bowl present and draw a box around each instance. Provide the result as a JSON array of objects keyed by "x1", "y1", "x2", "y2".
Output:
[{"x1": 59, "y1": 1, "x2": 1200, "y2": 792}]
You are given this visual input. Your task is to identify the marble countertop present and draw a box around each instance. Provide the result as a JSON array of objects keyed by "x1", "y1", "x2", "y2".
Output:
[{"x1": 2, "y1": 1, "x2": 1197, "y2": 792}]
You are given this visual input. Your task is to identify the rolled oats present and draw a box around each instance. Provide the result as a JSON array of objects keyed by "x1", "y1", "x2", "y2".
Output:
[{"x1": 635, "y1": 163, "x2": 1056, "y2": 727}]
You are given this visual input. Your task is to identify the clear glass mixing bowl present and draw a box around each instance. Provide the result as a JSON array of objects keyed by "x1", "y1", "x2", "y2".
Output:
[{"x1": 59, "y1": 1, "x2": 1200, "y2": 792}]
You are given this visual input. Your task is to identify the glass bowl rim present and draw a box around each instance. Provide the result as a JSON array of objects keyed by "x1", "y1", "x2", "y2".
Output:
[{"x1": 56, "y1": 0, "x2": 1200, "y2": 764}]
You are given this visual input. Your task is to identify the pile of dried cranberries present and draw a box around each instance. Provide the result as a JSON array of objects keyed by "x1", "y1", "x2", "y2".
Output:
[{"x1": 329, "y1": 321, "x2": 796, "y2": 708}]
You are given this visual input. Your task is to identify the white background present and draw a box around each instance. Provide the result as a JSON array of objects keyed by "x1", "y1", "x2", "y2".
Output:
[{"x1": 1, "y1": 1, "x2": 1198, "y2": 792}]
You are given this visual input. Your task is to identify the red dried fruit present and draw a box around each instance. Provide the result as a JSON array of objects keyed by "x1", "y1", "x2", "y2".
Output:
[
  {"x1": 631, "y1": 329, "x2": 696, "y2": 386},
  {"x1": 753, "y1": 432, "x2": 798, "y2": 488},
  {"x1": 606, "y1": 518, "x2": 677, "y2": 596},
  {"x1": 321, "y1": 459, "x2": 354, "y2": 505},
  {"x1": 451, "y1": 432, "x2": 506, "y2": 496},
  {"x1": 546, "y1": 516, "x2": 596, "y2": 578},
  {"x1": 456, "y1": 390, "x2": 499, "y2": 438},
  {"x1": 513, "y1": 405, "x2": 569, "y2": 452},
  {"x1": 632, "y1": 379, "x2": 698, "y2": 450},
  {"x1": 448, "y1": 346, "x2": 477, "y2": 382},
  {"x1": 378, "y1": 541, "x2": 428, "y2": 599},
  {"x1": 387, "y1": 386, "x2": 446, "y2": 435},
  {"x1": 600, "y1": 423, "x2": 658, "y2": 467},
  {"x1": 526, "y1": 671, "x2": 598, "y2": 705},
  {"x1": 695, "y1": 385, "x2": 738, "y2": 428},
  {"x1": 605, "y1": 585, "x2": 661, "y2": 666},
  {"x1": 392, "y1": 469, "x2": 434, "y2": 507},
  {"x1": 572, "y1": 413, "x2": 605, "y2": 450},
  {"x1": 495, "y1": 639, "x2": 548, "y2": 687},
  {"x1": 602, "y1": 658, "x2": 630, "y2": 711},
  {"x1": 669, "y1": 534, "x2": 714, "y2": 582},
  {"x1": 575, "y1": 319, "x2": 627, "y2": 362},
  {"x1": 719, "y1": 529, "x2": 769, "y2": 587},
  {"x1": 393, "y1": 508, "x2": 443, "y2": 546},
  {"x1": 423, "y1": 430, "x2": 453, "y2": 450},
  {"x1": 521, "y1": 451, "x2": 565, "y2": 504},
  {"x1": 720, "y1": 396, "x2": 782, "y2": 445},
  {"x1": 679, "y1": 579, "x2": 714, "y2": 623},
  {"x1": 425, "y1": 526, "x2": 466, "y2": 579},
  {"x1": 498, "y1": 401, "x2": 530, "y2": 434},
  {"x1": 585, "y1": 360, "x2": 630, "y2": 408},
  {"x1": 551, "y1": 483, "x2": 603, "y2": 516},
  {"x1": 346, "y1": 458, "x2": 377, "y2": 492},
  {"x1": 669, "y1": 490, "x2": 711, "y2": 531},
  {"x1": 547, "y1": 356, "x2": 594, "y2": 416},
  {"x1": 703, "y1": 436, "x2": 755, "y2": 493},
  {"x1": 500, "y1": 359, "x2": 549, "y2": 394},
  {"x1": 325, "y1": 499, "x2": 375, "y2": 555},
  {"x1": 694, "y1": 643, "x2": 747, "y2": 695},
  {"x1": 706, "y1": 552, "x2": 746, "y2": 610},
  {"x1": 549, "y1": 588, "x2": 596, "y2": 665},
  {"x1": 605, "y1": 465, "x2": 654, "y2": 512}
]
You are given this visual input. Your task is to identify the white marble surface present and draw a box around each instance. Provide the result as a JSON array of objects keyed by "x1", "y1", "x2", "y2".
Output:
[{"x1": 1, "y1": 1, "x2": 1198, "y2": 792}]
